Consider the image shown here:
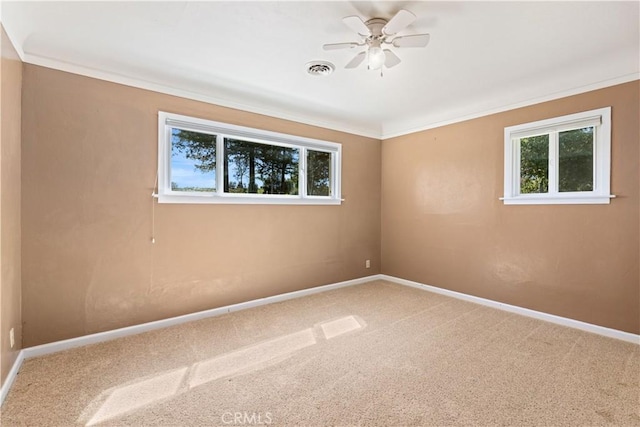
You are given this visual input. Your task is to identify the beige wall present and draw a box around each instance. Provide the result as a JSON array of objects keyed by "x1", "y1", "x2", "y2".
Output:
[
  {"x1": 21, "y1": 65, "x2": 382, "y2": 347},
  {"x1": 1, "y1": 26, "x2": 23, "y2": 385},
  {"x1": 382, "y1": 81, "x2": 639, "y2": 334},
  {"x1": 17, "y1": 62, "x2": 640, "y2": 347}
]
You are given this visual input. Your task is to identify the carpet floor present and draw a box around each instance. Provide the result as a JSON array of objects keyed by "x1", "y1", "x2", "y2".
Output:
[{"x1": 1, "y1": 280, "x2": 638, "y2": 426}]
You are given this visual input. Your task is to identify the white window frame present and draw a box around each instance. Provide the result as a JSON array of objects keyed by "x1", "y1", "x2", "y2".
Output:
[
  {"x1": 157, "y1": 112, "x2": 342, "y2": 205},
  {"x1": 503, "y1": 106, "x2": 613, "y2": 205}
]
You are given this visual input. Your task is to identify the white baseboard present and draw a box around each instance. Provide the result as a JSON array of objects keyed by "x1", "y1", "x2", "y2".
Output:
[
  {"x1": 2, "y1": 273, "x2": 637, "y2": 407},
  {"x1": 0, "y1": 350, "x2": 24, "y2": 407},
  {"x1": 1, "y1": 274, "x2": 377, "y2": 406},
  {"x1": 379, "y1": 274, "x2": 640, "y2": 344},
  {"x1": 22, "y1": 275, "x2": 377, "y2": 360}
]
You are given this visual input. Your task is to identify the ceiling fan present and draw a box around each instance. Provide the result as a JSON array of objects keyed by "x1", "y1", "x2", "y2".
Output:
[{"x1": 323, "y1": 9, "x2": 430, "y2": 73}]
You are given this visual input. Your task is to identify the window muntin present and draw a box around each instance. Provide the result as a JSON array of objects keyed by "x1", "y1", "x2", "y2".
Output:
[
  {"x1": 503, "y1": 107, "x2": 612, "y2": 205},
  {"x1": 158, "y1": 112, "x2": 341, "y2": 204}
]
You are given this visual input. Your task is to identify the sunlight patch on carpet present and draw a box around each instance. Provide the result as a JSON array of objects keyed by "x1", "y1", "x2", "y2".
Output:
[
  {"x1": 320, "y1": 315, "x2": 364, "y2": 340},
  {"x1": 78, "y1": 316, "x2": 366, "y2": 425},
  {"x1": 189, "y1": 328, "x2": 316, "y2": 388},
  {"x1": 86, "y1": 367, "x2": 188, "y2": 426}
]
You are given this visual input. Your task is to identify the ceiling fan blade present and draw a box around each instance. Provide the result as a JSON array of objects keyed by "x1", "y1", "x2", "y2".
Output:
[
  {"x1": 382, "y1": 9, "x2": 416, "y2": 36},
  {"x1": 343, "y1": 15, "x2": 371, "y2": 36},
  {"x1": 323, "y1": 42, "x2": 360, "y2": 51},
  {"x1": 392, "y1": 33, "x2": 431, "y2": 48},
  {"x1": 345, "y1": 51, "x2": 366, "y2": 69},
  {"x1": 383, "y1": 49, "x2": 401, "y2": 68}
]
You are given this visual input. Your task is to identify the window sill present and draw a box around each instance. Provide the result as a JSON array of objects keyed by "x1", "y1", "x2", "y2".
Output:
[
  {"x1": 500, "y1": 194, "x2": 615, "y2": 205},
  {"x1": 156, "y1": 193, "x2": 342, "y2": 205}
]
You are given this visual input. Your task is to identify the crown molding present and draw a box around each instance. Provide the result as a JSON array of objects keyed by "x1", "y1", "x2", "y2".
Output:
[
  {"x1": 15, "y1": 52, "x2": 640, "y2": 141},
  {"x1": 22, "y1": 52, "x2": 382, "y2": 140},
  {"x1": 381, "y1": 72, "x2": 640, "y2": 139},
  {"x1": 0, "y1": 21, "x2": 26, "y2": 61}
]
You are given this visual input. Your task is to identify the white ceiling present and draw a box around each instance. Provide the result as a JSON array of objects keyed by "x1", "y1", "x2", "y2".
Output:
[{"x1": 2, "y1": 1, "x2": 638, "y2": 138}]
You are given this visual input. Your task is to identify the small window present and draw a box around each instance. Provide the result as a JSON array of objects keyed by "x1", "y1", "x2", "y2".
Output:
[
  {"x1": 157, "y1": 112, "x2": 341, "y2": 204},
  {"x1": 503, "y1": 107, "x2": 612, "y2": 205}
]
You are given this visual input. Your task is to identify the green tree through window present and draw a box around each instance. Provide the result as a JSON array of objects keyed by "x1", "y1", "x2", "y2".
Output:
[
  {"x1": 225, "y1": 139, "x2": 299, "y2": 195},
  {"x1": 159, "y1": 112, "x2": 341, "y2": 204},
  {"x1": 559, "y1": 127, "x2": 594, "y2": 192},
  {"x1": 503, "y1": 107, "x2": 610, "y2": 205},
  {"x1": 520, "y1": 134, "x2": 549, "y2": 194},
  {"x1": 307, "y1": 150, "x2": 331, "y2": 196},
  {"x1": 171, "y1": 129, "x2": 216, "y2": 192}
]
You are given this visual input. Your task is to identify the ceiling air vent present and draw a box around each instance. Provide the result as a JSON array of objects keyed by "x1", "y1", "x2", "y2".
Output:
[{"x1": 306, "y1": 61, "x2": 335, "y2": 76}]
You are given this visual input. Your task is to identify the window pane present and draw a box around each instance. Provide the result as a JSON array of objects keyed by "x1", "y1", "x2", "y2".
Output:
[
  {"x1": 170, "y1": 128, "x2": 216, "y2": 192},
  {"x1": 559, "y1": 127, "x2": 594, "y2": 192},
  {"x1": 520, "y1": 135, "x2": 549, "y2": 194},
  {"x1": 307, "y1": 150, "x2": 332, "y2": 196},
  {"x1": 225, "y1": 138, "x2": 299, "y2": 195}
]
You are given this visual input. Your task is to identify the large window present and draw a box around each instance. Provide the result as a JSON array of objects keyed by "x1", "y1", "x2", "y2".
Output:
[
  {"x1": 157, "y1": 112, "x2": 341, "y2": 204},
  {"x1": 503, "y1": 107, "x2": 612, "y2": 205}
]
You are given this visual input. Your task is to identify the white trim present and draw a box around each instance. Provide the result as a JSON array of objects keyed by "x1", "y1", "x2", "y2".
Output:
[
  {"x1": 13, "y1": 53, "x2": 638, "y2": 140},
  {"x1": 22, "y1": 54, "x2": 380, "y2": 139},
  {"x1": 157, "y1": 194, "x2": 342, "y2": 205},
  {"x1": 158, "y1": 111, "x2": 342, "y2": 205},
  {"x1": 0, "y1": 350, "x2": 24, "y2": 407},
  {"x1": 0, "y1": 21, "x2": 26, "y2": 62},
  {"x1": 501, "y1": 195, "x2": 614, "y2": 205},
  {"x1": 18, "y1": 273, "x2": 639, "y2": 358},
  {"x1": 21, "y1": 275, "x2": 376, "y2": 360},
  {"x1": 503, "y1": 106, "x2": 612, "y2": 205},
  {"x1": 381, "y1": 73, "x2": 639, "y2": 139},
  {"x1": 0, "y1": 275, "x2": 374, "y2": 406},
  {"x1": 1, "y1": 273, "x2": 637, "y2": 406},
  {"x1": 379, "y1": 275, "x2": 639, "y2": 345}
]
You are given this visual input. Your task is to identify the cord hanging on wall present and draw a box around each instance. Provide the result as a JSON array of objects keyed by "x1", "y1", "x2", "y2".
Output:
[{"x1": 151, "y1": 173, "x2": 158, "y2": 244}]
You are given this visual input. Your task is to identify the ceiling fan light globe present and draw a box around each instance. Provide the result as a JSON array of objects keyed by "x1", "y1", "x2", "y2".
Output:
[{"x1": 367, "y1": 46, "x2": 385, "y2": 70}]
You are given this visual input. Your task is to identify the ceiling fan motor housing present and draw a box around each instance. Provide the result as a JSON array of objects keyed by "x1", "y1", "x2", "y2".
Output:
[{"x1": 365, "y1": 18, "x2": 388, "y2": 37}]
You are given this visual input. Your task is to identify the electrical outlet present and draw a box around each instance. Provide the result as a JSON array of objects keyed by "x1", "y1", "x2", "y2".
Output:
[
  {"x1": 365, "y1": 259, "x2": 371, "y2": 269},
  {"x1": 9, "y1": 328, "x2": 15, "y2": 348}
]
